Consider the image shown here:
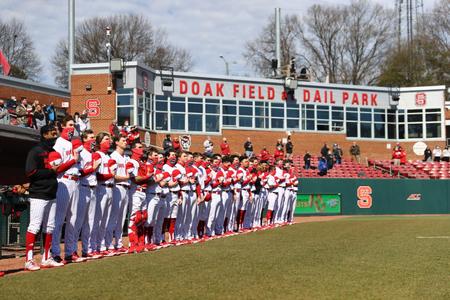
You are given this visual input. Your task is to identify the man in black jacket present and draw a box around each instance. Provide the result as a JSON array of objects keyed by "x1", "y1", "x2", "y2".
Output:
[{"x1": 24, "y1": 125, "x2": 64, "y2": 271}]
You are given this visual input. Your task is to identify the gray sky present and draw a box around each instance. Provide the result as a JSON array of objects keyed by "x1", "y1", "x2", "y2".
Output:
[{"x1": 1, "y1": 0, "x2": 438, "y2": 86}]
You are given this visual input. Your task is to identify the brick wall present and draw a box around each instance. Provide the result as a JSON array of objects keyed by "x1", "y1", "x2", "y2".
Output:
[
  {"x1": 0, "y1": 86, "x2": 68, "y2": 107},
  {"x1": 70, "y1": 74, "x2": 116, "y2": 133}
]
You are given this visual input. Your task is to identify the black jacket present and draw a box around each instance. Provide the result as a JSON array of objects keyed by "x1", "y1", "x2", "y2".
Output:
[
  {"x1": 286, "y1": 141, "x2": 293, "y2": 154},
  {"x1": 244, "y1": 141, "x2": 253, "y2": 151},
  {"x1": 25, "y1": 141, "x2": 58, "y2": 200}
]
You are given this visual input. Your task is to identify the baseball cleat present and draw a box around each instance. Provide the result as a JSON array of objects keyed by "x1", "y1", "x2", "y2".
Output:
[
  {"x1": 52, "y1": 256, "x2": 64, "y2": 264},
  {"x1": 25, "y1": 259, "x2": 41, "y2": 271},
  {"x1": 41, "y1": 257, "x2": 64, "y2": 268},
  {"x1": 115, "y1": 247, "x2": 128, "y2": 255},
  {"x1": 65, "y1": 253, "x2": 87, "y2": 263}
]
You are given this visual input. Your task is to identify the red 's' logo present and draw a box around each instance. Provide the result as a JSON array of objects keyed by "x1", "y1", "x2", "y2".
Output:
[
  {"x1": 415, "y1": 93, "x2": 426, "y2": 106},
  {"x1": 86, "y1": 99, "x2": 100, "y2": 117}
]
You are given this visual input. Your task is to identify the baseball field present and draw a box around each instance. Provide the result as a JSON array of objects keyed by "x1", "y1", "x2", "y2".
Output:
[{"x1": 1, "y1": 215, "x2": 450, "y2": 299}]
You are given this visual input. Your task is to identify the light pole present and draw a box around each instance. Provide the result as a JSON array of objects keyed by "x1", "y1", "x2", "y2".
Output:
[{"x1": 219, "y1": 55, "x2": 229, "y2": 76}]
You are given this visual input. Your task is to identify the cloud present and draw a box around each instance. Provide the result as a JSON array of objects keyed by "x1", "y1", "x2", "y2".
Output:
[{"x1": 0, "y1": 0, "x2": 439, "y2": 85}]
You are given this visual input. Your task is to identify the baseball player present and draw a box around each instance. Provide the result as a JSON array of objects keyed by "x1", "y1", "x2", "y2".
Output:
[
  {"x1": 24, "y1": 125, "x2": 64, "y2": 271},
  {"x1": 238, "y1": 157, "x2": 253, "y2": 231},
  {"x1": 51, "y1": 116, "x2": 84, "y2": 264},
  {"x1": 151, "y1": 151, "x2": 171, "y2": 247},
  {"x1": 216, "y1": 156, "x2": 232, "y2": 235},
  {"x1": 186, "y1": 153, "x2": 200, "y2": 241},
  {"x1": 107, "y1": 136, "x2": 131, "y2": 253},
  {"x1": 205, "y1": 155, "x2": 224, "y2": 237},
  {"x1": 197, "y1": 156, "x2": 212, "y2": 238},
  {"x1": 127, "y1": 142, "x2": 152, "y2": 253},
  {"x1": 273, "y1": 159, "x2": 286, "y2": 225},
  {"x1": 265, "y1": 165, "x2": 279, "y2": 226},
  {"x1": 174, "y1": 151, "x2": 191, "y2": 242},
  {"x1": 75, "y1": 129, "x2": 102, "y2": 259},
  {"x1": 94, "y1": 132, "x2": 116, "y2": 257},
  {"x1": 163, "y1": 151, "x2": 182, "y2": 243}
]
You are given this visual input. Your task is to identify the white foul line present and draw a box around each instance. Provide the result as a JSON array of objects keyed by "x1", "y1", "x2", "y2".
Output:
[{"x1": 416, "y1": 236, "x2": 450, "y2": 239}]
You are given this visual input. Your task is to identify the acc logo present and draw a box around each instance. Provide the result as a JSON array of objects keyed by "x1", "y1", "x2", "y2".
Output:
[
  {"x1": 415, "y1": 93, "x2": 426, "y2": 106},
  {"x1": 357, "y1": 186, "x2": 373, "y2": 208},
  {"x1": 86, "y1": 99, "x2": 100, "y2": 117}
]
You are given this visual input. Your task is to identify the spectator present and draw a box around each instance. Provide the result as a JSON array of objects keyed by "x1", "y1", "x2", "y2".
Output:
[
  {"x1": 173, "y1": 136, "x2": 181, "y2": 152},
  {"x1": 320, "y1": 143, "x2": 329, "y2": 157},
  {"x1": 244, "y1": 137, "x2": 253, "y2": 158},
  {"x1": 26, "y1": 102, "x2": 34, "y2": 127},
  {"x1": 276, "y1": 139, "x2": 283, "y2": 148},
  {"x1": 400, "y1": 147, "x2": 407, "y2": 165},
  {"x1": 285, "y1": 136, "x2": 293, "y2": 160},
  {"x1": 443, "y1": 146, "x2": 450, "y2": 162},
  {"x1": 423, "y1": 146, "x2": 432, "y2": 162},
  {"x1": 203, "y1": 136, "x2": 214, "y2": 157},
  {"x1": 350, "y1": 142, "x2": 361, "y2": 163},
  {"x1": 318, "y1": 156, "x2": 328, "y2": 176},
  {"x1": 73, "y1": 112, "x2": 82, "y2": 136},
  {"x1": 220, "y1": 137, "x2": 231, "y2": 156},
  {"x1": 121, "y1": 120, "x2": 130, "y2": 134},
  {"x1": 326, "y1": 150, "x2": 334, "y2": 170},
  {"x1": 433, "y1": 146, "x2": 442, "y2": 162},
  {"x1": 0, "y1": 99, "x2": 10, "y2": 125},
  {"x1": 109, "y1": 120, "x2": 120, "y2": 138},
  {"x1": 303, "y1": 151, "x2": 311, "y2": 170},
  {"x1": 392, "y1": 145, "x2": 402, "y2": 165},
  {"x1": 33, "y1": 105, "x2": 46, "y2": 130},
  {"x1": 78, "y1": 110, "x2": 91, "y2": 133},
  {"x1": 333, "y1": 144, "x2": 343, "y2": 164},
  {"x1": 16, "y1": 98, "x2": 29, "y2": 127},
  {"x1": 274, "y1": 145, "x2": 284, "y2": 160},
  {"x1": 259, "y1": 147, "x2": 270, "y2": 163},
  {"x1": 162, "y1": 134, "x2": 173, "y2": 154},
  {"x1": 46, "y1": 102, "x2": 56, "y2": 124}
]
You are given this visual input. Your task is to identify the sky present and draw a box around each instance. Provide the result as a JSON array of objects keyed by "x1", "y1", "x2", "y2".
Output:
[{"x1": 1, "y1": 0, "x2": 438, "y2": 87}]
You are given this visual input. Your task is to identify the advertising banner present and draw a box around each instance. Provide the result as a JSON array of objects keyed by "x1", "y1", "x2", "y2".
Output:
[{"x1": 295, "y1": 194, "x2": 341, "y2": 215}]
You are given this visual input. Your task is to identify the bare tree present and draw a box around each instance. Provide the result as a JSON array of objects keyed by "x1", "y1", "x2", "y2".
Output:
[
  {"x1": 245, "y1": 1, "x2": 395, "y2": 85},
  {"x1": 52, "y1": 14, "x2": 193, "y2": 88},
  {"x1": 0, "y1": 18, "x2": 41, "y2": 80},
  {"x1": 296, "y1": 4, "x2": 347, "y2": 83},
  {"x1": 243, "y1": 14, "x2": 300, "y2": 77},
  {"x1": 339, "y1": 0, "x2": 395, "y2": 85}
]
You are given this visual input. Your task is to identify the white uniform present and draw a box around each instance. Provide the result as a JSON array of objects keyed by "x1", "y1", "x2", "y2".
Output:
[
  {"x1": 51, "y1": 137, "x2": 80, "y2": 258},
  {"x1": 206, "y1": 168, "x2": 224, "y2": 237},
  {"x1": 109, "y1": 151, "x2": 130, "y2": 249},
  {"x1": 76, "y1": 148, "x2": 98, "y2": 255},
  {"x1": 274, "y1": 167, "x2": 286, "y2": 224},
  {"x1": 96, "y1": 151, "x2": 114, "y2": 252}
]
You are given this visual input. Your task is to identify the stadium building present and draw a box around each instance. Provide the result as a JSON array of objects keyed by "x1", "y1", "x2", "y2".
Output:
[{"x1": 70, "y1": 61, "x2": 448, "y2": 160}]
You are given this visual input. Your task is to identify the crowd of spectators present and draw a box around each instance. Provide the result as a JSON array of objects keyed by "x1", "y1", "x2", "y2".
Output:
[
  {"x1": 0, "y1": 96, "x2": 93, "y2": 137},
  {"x1": 423, "y1": 145, "x2": 450, "y2": 162}
]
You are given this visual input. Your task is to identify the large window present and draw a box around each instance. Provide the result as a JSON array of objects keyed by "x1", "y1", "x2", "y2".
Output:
[
  {"x1": 206, "y1": 99, "x2": 220, "y2": 132},
  {"x1": 116, "y1": 88, "x2": 134, "y2": 127},
  {"x1": 425, "y1": 108, "x2": 441, "y2": 138},
  {"x1": 188, "y1": 98, "x2": 203, "y2": 132},
  {"x1": 155, "y1": 95, "x2": 168, "y2": 130},
  {"x1": 346, "y1": 107, "x2": 358, "y2": 138},
  {"x1": 223, "y1": 100, "x2": 236, "y2": 127},
  {"x1": 286, "y1": 101, "x2": 299, "y2": 130},
  {"x1": 407, "y1": 109, "x2": 423, "y2": 138},
  {"x1": 317, "y1": 105, "x2": 329, "y2": 131},
  {"x1": 271, "y1": 103, "x2": 284, "y2": 129},
  {"x1": 239, "y1": 101, "x2": 253, "y2": 128},
  {"x1": 360, "y1": 108, "x2": 372, "y2": 138},
  {"x1": 255, "y1": 101, "x2": 269, "y2": 129}
]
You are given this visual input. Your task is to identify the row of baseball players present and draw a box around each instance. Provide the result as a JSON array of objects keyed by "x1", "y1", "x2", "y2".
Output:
[{"x1": 23, "y1": 116, "x2": 298, "y2": 271}]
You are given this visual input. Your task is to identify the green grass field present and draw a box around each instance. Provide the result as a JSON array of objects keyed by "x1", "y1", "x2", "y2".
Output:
[{"x1": 2, "y1": 216, "x2": 450, "y2": 299}]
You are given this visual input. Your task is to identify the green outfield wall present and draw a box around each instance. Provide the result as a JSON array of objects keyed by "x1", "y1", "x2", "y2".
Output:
[{"x1": 295, "y1": 179, "x2": 450, "y2": 215}]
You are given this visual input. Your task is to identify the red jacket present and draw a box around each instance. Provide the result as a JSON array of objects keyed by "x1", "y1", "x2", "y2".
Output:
[
  {"x1": 274, "y1": 149, "x2": 284, "y2": 160},
  {"x1": 173, "y1": 140, "x2": 181, "y2": 152},
  {"x1": 220, "y1": 142, "x2": 231, "y2": 155},
  {"x1": 260, "y1": 149, "x2": 270, "y2": 161}
]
